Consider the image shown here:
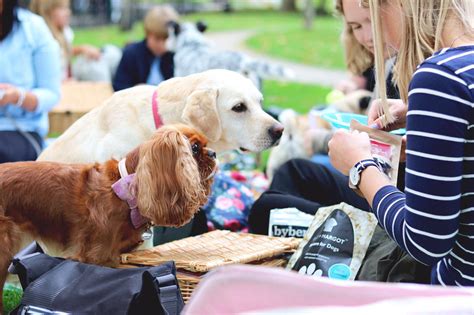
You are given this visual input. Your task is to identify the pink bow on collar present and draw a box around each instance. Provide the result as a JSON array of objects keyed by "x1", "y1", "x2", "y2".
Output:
[{"x1": 111, "y1": 159, "x2": 150, "y2": 229}]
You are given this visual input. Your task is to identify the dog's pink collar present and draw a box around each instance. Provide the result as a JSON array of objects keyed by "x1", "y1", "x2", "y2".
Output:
[
  {"x1": 112, "y1": 158, "x2": 150, "y2": 229},
  {"x1": 152, "y1": 90, "x2": 163, "y2": 129}
]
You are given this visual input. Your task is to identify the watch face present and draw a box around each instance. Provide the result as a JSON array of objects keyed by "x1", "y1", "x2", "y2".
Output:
[{"x1": 349, "y1": 167, "x2": 360, "y2": 187}]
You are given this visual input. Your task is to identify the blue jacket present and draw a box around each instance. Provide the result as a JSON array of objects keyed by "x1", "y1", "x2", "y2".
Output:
[
  {"x1": 0, "y1": 8, "x2": 61, "y2": 138},
  {"x1": 112, "y1": 40, "x2": 174, "y2": 91}
]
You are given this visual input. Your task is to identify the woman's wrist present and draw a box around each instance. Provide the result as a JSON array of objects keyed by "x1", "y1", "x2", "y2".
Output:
[
  {"x1": 14, "y1": 88, "x2": 26, "y2": 108},
  {"x1": 13, "y1": 89, "x2": 38, "y2": 112},
  {"x1": 358, "y1": 166, "x2": 391, "y2": 207},
  {"x1": 350, "y1": 154, "x2": 373, "y2": 170}
]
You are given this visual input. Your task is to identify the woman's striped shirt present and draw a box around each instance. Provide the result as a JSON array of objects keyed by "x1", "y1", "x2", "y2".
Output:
[{"x1": 372, "y1": 45, "x2": 474, "y2": 286}]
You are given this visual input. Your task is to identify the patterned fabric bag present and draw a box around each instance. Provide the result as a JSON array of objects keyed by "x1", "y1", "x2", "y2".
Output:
[{"x1": 202, "y1": 172, "x2": 255, "y2": 232}]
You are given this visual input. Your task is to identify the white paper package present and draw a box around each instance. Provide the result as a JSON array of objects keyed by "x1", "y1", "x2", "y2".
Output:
[{"x1": 269, "y1": 208, "x2": 314, "y2": 238}]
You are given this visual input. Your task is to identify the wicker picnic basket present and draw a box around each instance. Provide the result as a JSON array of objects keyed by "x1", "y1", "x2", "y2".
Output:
[{"x1": 120, "y1": 230, "x2": 300, "y2": 302}]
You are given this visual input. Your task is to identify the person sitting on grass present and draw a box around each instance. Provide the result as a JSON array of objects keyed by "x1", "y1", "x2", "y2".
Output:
[{"x1": 112, "y1": 5, "x2": 179, "y2": 91}]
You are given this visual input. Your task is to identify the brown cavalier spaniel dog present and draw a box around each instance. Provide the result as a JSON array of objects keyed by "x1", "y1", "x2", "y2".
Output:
[{"x1": 0, "y1": 124, "x2": 216, "y2": 310}]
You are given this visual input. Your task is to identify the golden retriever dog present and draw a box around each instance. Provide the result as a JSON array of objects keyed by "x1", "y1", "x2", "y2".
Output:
[
  {"x1": 0, "y1": 125, "x2": 216, "y2": 311},
  {"x1": 38, "y1": 69, "x2": 284, "y2": 163}
]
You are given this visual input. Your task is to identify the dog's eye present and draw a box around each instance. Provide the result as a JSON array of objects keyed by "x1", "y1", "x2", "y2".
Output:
[
  {"x1": 232, "y1": 103, "x2": 247, "y2": 113},
  {"x1": 191, "y1": 143, "x2": 200, "y2": 155}
]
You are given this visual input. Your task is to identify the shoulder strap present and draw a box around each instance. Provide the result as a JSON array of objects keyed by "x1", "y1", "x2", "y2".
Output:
[
  {"x1": 154, "y1": 273, "x2": 182, "y2": 315},
  {"x1": 8, "y1": 242, "x2": 63, "y2": 288},
  {"x1": 147, "y1": 262, "x2": 184, "y2": 315}
]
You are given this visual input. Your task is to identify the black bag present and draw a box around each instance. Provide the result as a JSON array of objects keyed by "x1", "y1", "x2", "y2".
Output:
[
  {"x1": 8, "y1": 242, "x2": 184, "y2": 315},
  {"x1": 356, "y1": 226, "x2": 431, "y2": 283}
]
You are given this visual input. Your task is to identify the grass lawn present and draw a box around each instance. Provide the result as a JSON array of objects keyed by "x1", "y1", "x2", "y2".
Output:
[
  {"x1": 3, "y1": 285, "x2": 22, "y2": 314},
  {"x1": 246, "y1": 18, "x2": 345, "y2": 69},
  {"x1": 262, "y1": 79, "x2": 330, "y2": 112},
  {"x1": 74, "y1": 11, "x2": 306, "y2": 49},
  {"x1": 74, "y1": 10, "x2": 344, "y2": 69}
]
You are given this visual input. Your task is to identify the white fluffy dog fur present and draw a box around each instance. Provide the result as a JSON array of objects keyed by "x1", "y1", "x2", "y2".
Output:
[
  {"x1": 39, "y1": 69, "x2": 283, "y2": 163},
  {"x1": 72, "y1": 44, "x2": 122, "y2": 82},
  {"x1": 168, "y1": 22, "x2": 293, "y2": 90},
  {"x1": 266, "y1": 109, "x2": 309, "y2": 181}
]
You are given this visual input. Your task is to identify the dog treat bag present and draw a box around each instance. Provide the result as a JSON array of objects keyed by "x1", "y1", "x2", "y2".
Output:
[
  {"x1": 350, "y1": 120, "x2": 402, "y2": 188},
  {"x1": 287, "y1": 202, "x2": 377, "y2": 280},
  {"x1": 269, "y1": 208, "x2": 314, "y2": 238}
]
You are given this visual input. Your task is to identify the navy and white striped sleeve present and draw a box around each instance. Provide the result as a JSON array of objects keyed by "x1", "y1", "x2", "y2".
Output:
[{"x1": 372, "y1": 62, "x2": 471, "y2": 265}]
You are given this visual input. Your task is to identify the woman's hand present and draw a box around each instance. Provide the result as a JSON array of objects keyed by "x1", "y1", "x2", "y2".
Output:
[
  {"x1": 78, "y1": 45, "x2": 101, "y2": 60},
  {"x1": 335, "y1": 79, "x2": 358, "y2": 95},
  {"x1": 400, "y1": 134, "x2": 407, "y2": 162},
  {"x1": 335, "y1": 74, "x2": 367, "y2": 95},
  {"x1": 328, "y1": 129, "x2": 373, "y2": 175},
  {"x1": 0, "y1": 83, "x2": 20, "y2": 107},
  {"x1": 368, "y1": 98, "x2": 407, "y2": 131}
]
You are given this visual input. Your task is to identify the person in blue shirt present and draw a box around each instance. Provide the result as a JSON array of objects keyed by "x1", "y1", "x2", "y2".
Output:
[
  {"x1": 329, "y1": 0, "x2": 474, "y2": 286},
  {"x1": 0, "y1": 0, "x2": 61, "y2": 163},
  {"x1": 112, "y1": 5, "x2": 178, "y2": 91}
]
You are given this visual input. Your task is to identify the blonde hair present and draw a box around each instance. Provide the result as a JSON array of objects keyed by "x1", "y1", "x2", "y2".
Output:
[
  {"x1": 30, "y1": 0, "x2": 70, "y2": 59},
  {"x1": 367, "y1": 0, "x2": 474, "y2": 125},
  {"x1": 334, "y1": 0, "x2": 374, "y2": 75},
  {"x1": 144, "y1": 5, "x2": 180, "y2": 39}
]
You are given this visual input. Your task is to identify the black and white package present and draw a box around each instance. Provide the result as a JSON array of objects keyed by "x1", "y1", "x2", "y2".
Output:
[
  {"x1": 287, "y1": 203, "x2": 377, "y2": 280},
  {"x1": 269, "y1": 208, "x2": 314, "y2": 238}
]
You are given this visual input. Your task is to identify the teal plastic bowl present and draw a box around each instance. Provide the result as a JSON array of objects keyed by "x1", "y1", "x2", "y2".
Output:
[
  {"x1": 321, "y1": 112, "x2": 406, "y2": 135},
  {"x1": 321, "y1": 112, "x2": 367, "y2": 129}
]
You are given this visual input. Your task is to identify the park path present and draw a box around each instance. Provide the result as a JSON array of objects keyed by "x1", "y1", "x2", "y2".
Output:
[{"x1": 205, "y1": 30, "x2": 347, "y2": 87}]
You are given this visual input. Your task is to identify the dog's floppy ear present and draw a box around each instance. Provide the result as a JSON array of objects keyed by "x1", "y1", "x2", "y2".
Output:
[
  {"x1": 196, "y1": 21, "x2": 207, "y2": 33},
  {"x1": 167, "y1": 20, "x2": 181, "y2": 36},
  {"x1": 135, "y1": 126, "x2": 205, "y2": 227},
  {"x1": 182, "y1": 89, "x2": 222, "y2": 143}
]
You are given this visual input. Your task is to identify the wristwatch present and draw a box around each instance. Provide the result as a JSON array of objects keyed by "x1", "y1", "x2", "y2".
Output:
[{"x1": 349, "y1": 159, "x2": 380, "y2": 189}]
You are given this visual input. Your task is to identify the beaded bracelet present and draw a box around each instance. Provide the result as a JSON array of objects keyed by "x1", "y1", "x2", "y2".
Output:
[{"x1": 15, "y1": 88, "x2": 26, "y2": 108}]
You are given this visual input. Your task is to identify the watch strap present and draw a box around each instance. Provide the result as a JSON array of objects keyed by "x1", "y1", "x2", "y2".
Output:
[
  {"x1": 350, "y1": 159, "x2": 381, "y2": 189},
  {"x1": 354, "y1": 159, "x2": 379, "y2": 172}
]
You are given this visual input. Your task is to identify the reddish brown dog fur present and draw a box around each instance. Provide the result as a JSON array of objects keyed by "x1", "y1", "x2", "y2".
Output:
[{"x1": 0, "y1": 124, "x2": 216, "y2": 311}]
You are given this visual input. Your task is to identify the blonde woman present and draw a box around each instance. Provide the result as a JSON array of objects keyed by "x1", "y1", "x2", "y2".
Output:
[
  {"x1": 329, "y1": 0, "x2": 474, "y2": 286},
  {"x1": 30, "y1": 0, "x2": 101, "y2": 80},
  {"x1": 249, "y1": 0, "x2": 399, "y2": 229},
  {"x1": 250, "y1": 2, "x2": 418, "y2": 282},
  {"x1": 334, "y1": 0, "x2": 374, "y2": 94}
]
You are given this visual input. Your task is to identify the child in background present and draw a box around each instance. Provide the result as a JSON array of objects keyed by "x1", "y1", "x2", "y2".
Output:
[{"x1": 112, "y1": 5, "x2": 179, "y2": 91}]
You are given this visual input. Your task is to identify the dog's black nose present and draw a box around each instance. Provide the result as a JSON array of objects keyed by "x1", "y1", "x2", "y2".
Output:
[
  {"x1": 207, "y1": 149, "x2": 216, "y2": 159},
  {"x1": 268, "y1": 124, "x2": 284, "y2": 142}
]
